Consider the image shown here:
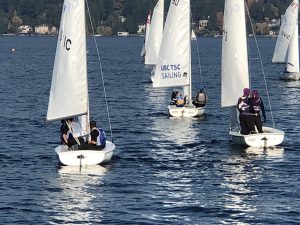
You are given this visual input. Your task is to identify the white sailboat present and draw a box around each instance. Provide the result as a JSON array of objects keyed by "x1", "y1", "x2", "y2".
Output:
[
  {"x1": 141, "y1": 10, "x2": 151, "y2": 58},
  {"x1": 144, "y1": 0, "x2": 164, "y2": 83},
  {"x1": 152, "y1": 0, "x2": 205, "y2": 117},
  {"x1": 46, "y1": 0, "x2": 115, "y2": 166},
  {"x1": 221, "y1": 0, "x2": 284, "y2": 148},
  {"x1": 191, "y1": 29, "x2": 197, "y2": 40},
  {"x1": 272, "y1": 0, "x2": 300, "y2": 81}
]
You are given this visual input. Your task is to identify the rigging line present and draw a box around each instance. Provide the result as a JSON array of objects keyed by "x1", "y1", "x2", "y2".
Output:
[
  {"x1": 86, "y1": 0, "x2": 114, "y2": 141},
  {"x1": 245, "y1": 1, "x2": 275, "y2": 128},
  {"x1": 191, "y1": 13, "x2": 203, "y2": 84}
]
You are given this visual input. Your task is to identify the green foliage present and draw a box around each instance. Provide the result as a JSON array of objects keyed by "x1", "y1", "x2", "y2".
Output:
[{"x1": 0, "y1": 0, "x2": 293, "y2": 34}]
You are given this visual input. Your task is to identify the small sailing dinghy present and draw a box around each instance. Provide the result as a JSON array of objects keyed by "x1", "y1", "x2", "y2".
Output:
[
  {"x1": 141, "y1": 10, "x2": 151, "y2": 58},
  {"x1": 152, "y1": 0, "x2": 205, "y2": 117},
  {"x1": 272, "y1": 0, "x2": 300, "y2": 81},
  {"x1": 221, "y1": 0, "x2": 284, "y2": 148},
  {"x1": 144, "y1": 0, "x2": 164, "y2": 83},
  {"x1": 46, "y1": 0, "x2": 115, "y2": 166}
]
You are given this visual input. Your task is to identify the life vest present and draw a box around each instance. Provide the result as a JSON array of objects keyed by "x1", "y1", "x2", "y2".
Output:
[
  {"x1": 176, "y1": 98, "x2": 185, "y2": 106},
  {"x1": 238, "y1": 96, "x2": 251, "y2": 114},
  {"x1": 251, "y1": 97, "x2": 262, "y2": 113},
  {"x1": 196, "y1": 92, "x2": 206, "y2": 104},
  {"x1": 96, "y1": 128, "x2": 106, "y2": 146}
]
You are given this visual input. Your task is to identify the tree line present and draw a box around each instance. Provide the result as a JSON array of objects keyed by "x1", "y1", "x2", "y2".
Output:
[{"x1": 0, "y1": 0, "x2": 291, "y2": 35}]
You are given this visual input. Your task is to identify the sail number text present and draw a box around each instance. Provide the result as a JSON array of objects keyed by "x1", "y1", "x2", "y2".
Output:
[
  {"x1": 161, "y1": 64, "x2": 183, "y2": 79},
  {"x1": 60, "y1": 31, "x2": 72, "y2": 51}
]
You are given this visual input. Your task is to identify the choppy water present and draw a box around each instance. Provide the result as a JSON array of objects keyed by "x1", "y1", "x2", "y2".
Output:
[{"x1": 0, "y1": 36, "x2": 299, "y2": 224}]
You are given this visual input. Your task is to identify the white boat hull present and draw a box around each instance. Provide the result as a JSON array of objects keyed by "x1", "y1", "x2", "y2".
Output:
[
  {"x1": 55, "y1": 141, "x2": 115, "y2": 166},
  {"x1": 279, "y1": 72, "x2": 300, "y2": 81},
  {"x1": 230, "y1": 126, "x2": 284, "y2": 148},
  {"x1": 167, "y1": 105, "x2": 205, "y2": 117}
]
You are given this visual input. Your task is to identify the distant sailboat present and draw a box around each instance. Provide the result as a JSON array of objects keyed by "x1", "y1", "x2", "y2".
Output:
[
  {"x1": 46, "y1": 0, "x2": 115, "y2": 166},
  {"x1": 141, "y1": 10, "x2": 151, "y2": 58},
  {"x1": 272, "y1": 0, "x2": 300, "y2": 81},
  {"x1": 221, "y1": 0, "x2": 284, "y2": 147},
  {"x1": 152, "y1": 0, "x2": 205, "y2": 117},
  {"x1": 191, "y1": 29, "x2": 197, "y2": 40},
  {"x1": 144, "y1": 0, "x2": 164, "y2": 82}
]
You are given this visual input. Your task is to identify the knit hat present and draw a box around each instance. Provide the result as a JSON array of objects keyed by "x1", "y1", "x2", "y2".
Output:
[
  {"x1": 252, "y1": 90, "x2": 259, "y2": 98},
  {"x1": 243, "y1": 88, "x2": 250, "y2": 96}
]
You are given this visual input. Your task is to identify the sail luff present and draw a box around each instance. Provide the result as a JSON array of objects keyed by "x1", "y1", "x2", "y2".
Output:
[
  {"x1": 221, "y1": 0, "x2": 249, "y2": 108},
  {"x1": 47, "y1": 0, "x2": 88, "y2": 122}
]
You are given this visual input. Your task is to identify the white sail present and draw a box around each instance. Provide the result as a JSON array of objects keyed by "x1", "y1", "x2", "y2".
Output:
[
  {"x1": 145, "y1": 0, "x2": 164, "y2": 65},
  {"x1": 47, "y1": 0, "x2": 88, "y2": 122},
  {"x1": 191, "y1": 29, "x2": 197, "y2": 40},
  {"x1": 221, "y1": 0, "x2": 249, "y2": 108},
  {"x1": 272, "y1": 0, "x2": 299, "y2": 64},
  {"x1": 143, "y1": 10, "x2": 151, "y2": 59},
  {"x1": 153, "y1": 0, "x2": 191, "y2": 88}
]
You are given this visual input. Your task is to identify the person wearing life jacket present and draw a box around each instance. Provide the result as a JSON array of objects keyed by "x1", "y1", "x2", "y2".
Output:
[
  {"x1": 170, "y1": 91, "x2": 179, "y2": 105},
  {"x1": 88, "y1": 120, "x2": 106, "y2": 150},
  {"x1": 249, "y1": 90, "x2": 266, "y2": 133},
  {"x1": 175, "y1": 92, "x2": 185, "y2": 107},
  {"x1": 61, "y1": 118, "x2": 77, "y2": 147},
  {"x1": 237, "y1": 88, "x2": 256, "y2": 135},
  {"x1": 192, "y1": 86, "x2": 208, "y2": 107}
]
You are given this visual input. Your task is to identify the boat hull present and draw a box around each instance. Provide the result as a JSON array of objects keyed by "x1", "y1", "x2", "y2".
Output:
[
  {"x1": 230, "y1": 126, "x2": 284, "y2": 148},
  {"x1": 167, "y1": 105, "x2": 205, "y2": 117},
  {"x1": 279, "y1": 72, "x2": 300, "y2": 81},
  {"x1": 55, "y1": 141, "x2": 115, "y2": 166}
]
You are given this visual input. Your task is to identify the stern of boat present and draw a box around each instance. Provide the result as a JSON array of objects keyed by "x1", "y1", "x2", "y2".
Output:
[
  {"x1": 279, "y1": 72, "x2": 300, "y2": 81},
  {"x1": 168, "y1": 105, "x2": 205, "y2": 117},
  {"x1": 55, "y1": 141, "x2": 115, "y2": 166},
  {"x1": 230, "y1": 126, "x2": 284, "y2": 147}
]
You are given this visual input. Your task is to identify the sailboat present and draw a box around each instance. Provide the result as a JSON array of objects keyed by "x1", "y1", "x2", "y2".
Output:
[
  {"x1": 152, "y1": 0, "x2": 205, "y2": 117},
  {"x1": 46, "y1": 0, "x2": 115, "y2": 166},
  {"x1": 141, "y1": 10, "x2": 151, "y2": 58},
  {"x1": 221, "y1": 0, "x2": 284, "y2": 148},
  {"x1": 272, "y1": 0, "x2": 300, "y2": 81},
  {"x1": 144, "y1": 0, "x2": 164, "y2": 83},
  {"x1": 191, "y1": 29, "x2": 197, "y2": 40}
]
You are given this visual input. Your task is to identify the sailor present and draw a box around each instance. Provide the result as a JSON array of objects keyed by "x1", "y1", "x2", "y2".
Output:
[
  {"x1": 249, "y1": 90, "x2": 266, "y2": 133},
  {"x1": 237, "y1": 88, "x2": 255, "y2": 135},
  {"x1": 170, "y1": 91, "x2": 179, "y2": 105},
  {"x1": 175, "y1": 92, "x2": 185, "y2": 107},
  {"x1": 89, "y1": 120, "x2": 106, "y2": 150},
  {"x1": 192, "y1": 86, "x2": 208, "y2": 107},
  {"x1": 61, "y1": 118, "x2": 77, "y2": 147}
]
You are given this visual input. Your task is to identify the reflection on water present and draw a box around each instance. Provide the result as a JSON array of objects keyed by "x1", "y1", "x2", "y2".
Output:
[
  {"x1": 245, "y1": 146, "x2": 284, "y2": 160},
  {"x1": 151, "y1": 117, "x2": 201, "y2": 146},
  {"x1": 218, "y1": 146, "x2": 284, "y2": 224},
  {"x1": 46, "y1": 165, "x2": 106, "y2": 224}
]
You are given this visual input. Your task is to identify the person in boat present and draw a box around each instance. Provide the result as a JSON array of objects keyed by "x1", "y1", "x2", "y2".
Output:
[
  {"x1": 249, "y1": 90, "x2": 266, "y2": 133},
  {"x1": 192, "y1": 86, "x2": 208, "y2": 107},
  {"x1": 170, "y1": 91, "x2": 179, "y2": 105},
  {"x1": 61, "y1": 118, "x2": 78, "y2": 147},
  {"x1": 175, "y1": 92, "x2": 185, "y2": 107},
  {"x1": 79, "y1": 120, "x2": 106, "y2": 150},
  {"x1": 237, "y1": 88, "x2": 255, "y2": 135}
]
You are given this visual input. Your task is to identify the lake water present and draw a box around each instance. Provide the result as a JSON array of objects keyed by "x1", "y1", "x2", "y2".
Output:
[{"x1": 0, "y1": 36, "x2": 299, "y2": 224}]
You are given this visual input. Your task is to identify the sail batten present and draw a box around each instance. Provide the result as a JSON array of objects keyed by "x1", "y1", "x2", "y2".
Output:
[
  {"x1": 47, "y1": 0, "x2": 88, "y2": 122},
  {"x1": 153, "y1": 0, "x2": 190, "y2": 88},
  {"x1": 221, "y1": 0, "x2": 249, "y2": 108}
]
